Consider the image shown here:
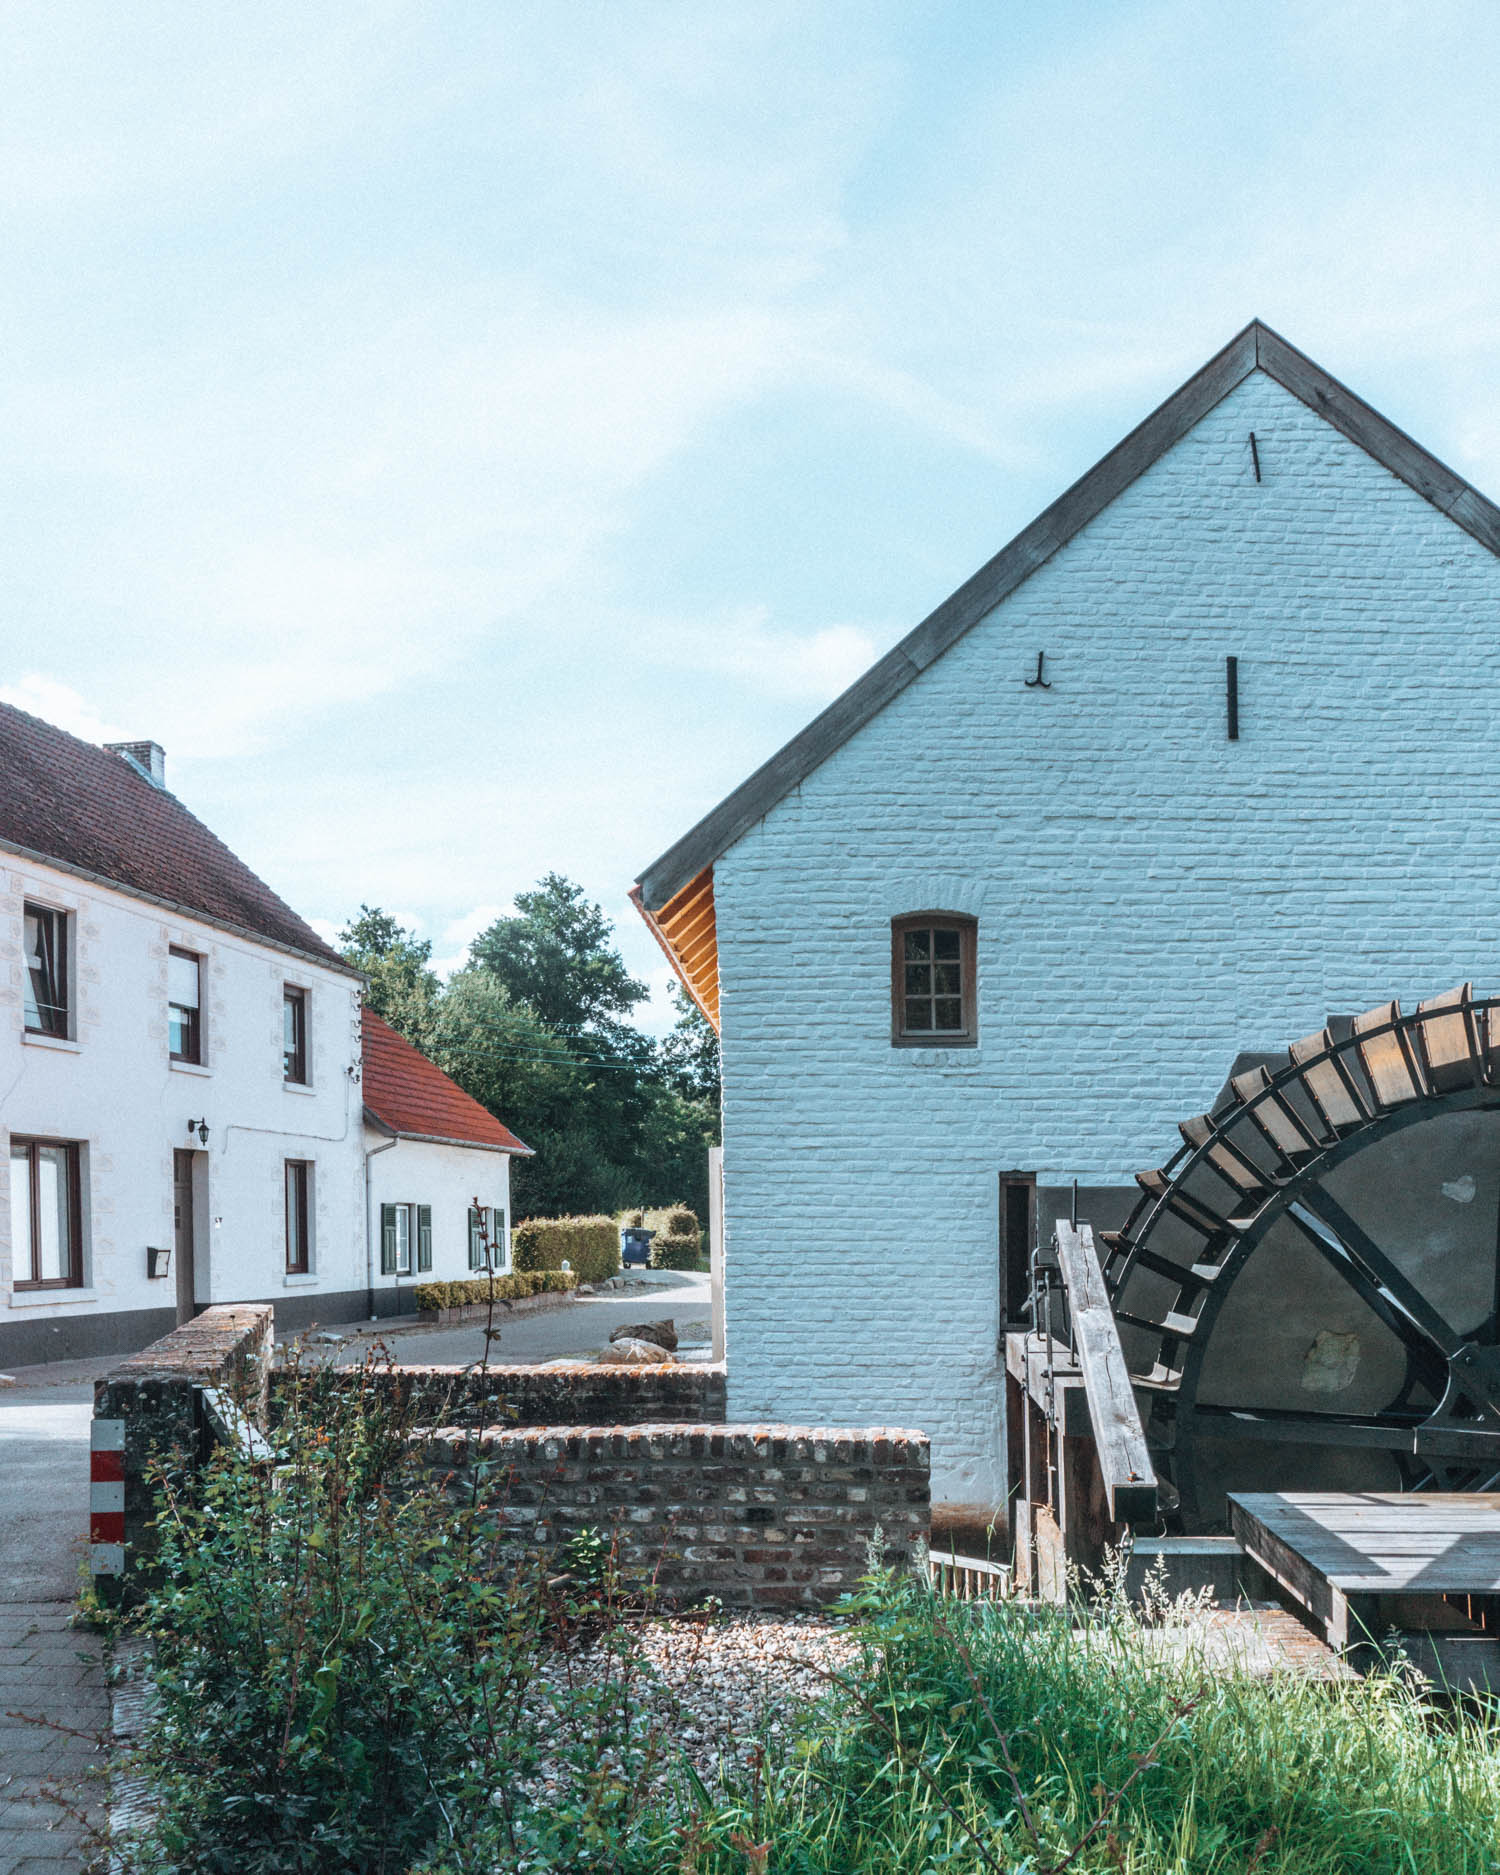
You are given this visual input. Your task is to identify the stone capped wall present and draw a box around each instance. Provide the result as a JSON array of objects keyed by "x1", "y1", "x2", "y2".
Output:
[
  {"x1": 713, "y1": 366, "x2": 1500, "y2": 1506},
  {"x1": 93, "y1": 1303, "x2": 272, "y2": 1596},
  {"x1": 417, "y1": 1421, "x2": 929, "y2": 1608},
  {"x1": 275, "y1": 1359, "x2": 726, "y2": 1429}
]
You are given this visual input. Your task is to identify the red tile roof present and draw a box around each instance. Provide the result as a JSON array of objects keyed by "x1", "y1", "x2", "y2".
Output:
[
  {"x1": 0, "y1": 701, "x2": 350, "y2": 968},
  {"x1": 361, "y1": 1006, "x2": 531, "y2": 1153}
]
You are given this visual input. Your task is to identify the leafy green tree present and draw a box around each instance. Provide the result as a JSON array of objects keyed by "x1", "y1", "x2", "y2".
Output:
[
  {"x1": 343, "y1": 878, "x2": 720, "y2": 1219},
  {"x1": 658, "y1": 983, "x2": 721, "y2": 1105},
  {"x1": 467, "y1": 873, "x2": 647, "y2": 1038},
  {"x1": 339, "y1": 906, "x2": 441, "y2": 1046}
]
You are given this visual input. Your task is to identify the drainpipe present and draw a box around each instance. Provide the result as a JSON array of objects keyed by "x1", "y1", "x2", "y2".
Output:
[{"x1": 364, "y1": 1133, "x2": 399, "y2": 1320}]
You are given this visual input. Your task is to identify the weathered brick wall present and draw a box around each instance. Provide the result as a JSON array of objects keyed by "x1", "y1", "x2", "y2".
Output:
[
  {"x1": 714, "y1": 367, "x2": 1500, "y2": 1507},
  {"x1": 272, "y1": 1359, "x2": 726, "y2": 1429},
  {"x1": 417, "y1": 1421, "x2": 929, "y2": 1607},
  {"x1": 93, "y1": 1304, "x2": 272, "y2": 1596}
]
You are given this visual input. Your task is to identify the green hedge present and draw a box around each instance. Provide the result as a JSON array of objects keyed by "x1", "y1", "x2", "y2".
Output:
[
  {"x1": 412, "y1": 1270, "x2": 577, "y2": 1312},
  {"x1": 648, "y1": 1233, "x2": 701, "y2": 1271},
  {"x1": 512, "y1": 1214, "x2": 621, "y2": 1285},
  {"x1": 646, "y1": 1204, "x2": 702, "y2": 1270}
]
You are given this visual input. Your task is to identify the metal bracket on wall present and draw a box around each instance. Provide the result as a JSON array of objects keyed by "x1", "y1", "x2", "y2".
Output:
[
  {"x1": 1249, "y1": 431, "x2": 1262, "y2": 482},
  {"x1": 1025, "y1": 650, "x2": 1051, "y2": 689},
  {"x1": 1227, "y1": 655, "x2": 1240, "y2": 740}
]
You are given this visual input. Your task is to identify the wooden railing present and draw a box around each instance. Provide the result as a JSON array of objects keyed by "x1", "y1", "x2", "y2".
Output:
[{"x1": 929, "y1": 1548, "x2": 1012, "y2": 1601}]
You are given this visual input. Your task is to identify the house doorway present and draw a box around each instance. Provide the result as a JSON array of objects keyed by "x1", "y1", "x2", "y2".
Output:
[{"x1": 172, "y1": 1150, "x2": 198, "y2": 1326}]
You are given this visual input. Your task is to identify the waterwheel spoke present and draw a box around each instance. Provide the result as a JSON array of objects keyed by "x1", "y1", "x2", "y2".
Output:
[
  {"x1": 1286, "y1": 1192, "x2": 1459, "y2": 1384},
  {"x1": 1192, "y1": 1402, "x2": 1500, "y2": 1462}
]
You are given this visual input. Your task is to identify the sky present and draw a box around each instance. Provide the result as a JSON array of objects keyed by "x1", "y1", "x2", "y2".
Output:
[{"x1": 4, "y1": 1, "x2": 1500, "y2": 1032}]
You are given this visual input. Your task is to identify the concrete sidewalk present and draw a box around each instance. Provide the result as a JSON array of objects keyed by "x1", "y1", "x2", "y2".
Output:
[
  {"x1": 0, "y1": 1372, "x2": 110, "y2": 1873},
  {"x1": 312, "y1": 1270, "x2": 714, "y2": 1368}
]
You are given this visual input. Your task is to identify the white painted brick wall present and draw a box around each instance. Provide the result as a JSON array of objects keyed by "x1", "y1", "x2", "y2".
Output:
[{"x1": 714, "y1": 369, "x2": 1500, "y2": 1506}]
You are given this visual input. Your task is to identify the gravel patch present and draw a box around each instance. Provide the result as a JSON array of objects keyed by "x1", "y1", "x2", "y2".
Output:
[{"x1": 519, "y1": 1614, "x2": 859, "y2": 1802}]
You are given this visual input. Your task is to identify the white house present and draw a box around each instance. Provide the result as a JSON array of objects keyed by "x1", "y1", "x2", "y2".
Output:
[
  {"x1": 634, "y1": 321, "x2": 1500, "y2": 1526},
  {"x1": 1, "y1": 705, "x2": 529, "y2": 1367},
  {"x1": 362, "y1": 1004, "x2": 526, "y2": 1303}
]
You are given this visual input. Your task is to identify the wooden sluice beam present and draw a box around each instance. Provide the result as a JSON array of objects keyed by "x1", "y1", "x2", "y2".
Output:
[
  {"x1": 1005, "y1": 1220, "x2": 1159, "y2": 1599},
  {"x1": 1054, "y1": 1220, "x2": 1159, "y2": 1525}
]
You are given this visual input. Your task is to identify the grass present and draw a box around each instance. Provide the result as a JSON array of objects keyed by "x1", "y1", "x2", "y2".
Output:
[
  {"x1": 656, "y1": 1569, "x2": 1500, "y2": 1874},
  {"x1": 109, "y1": 1342, "x2": 1500, "y2": 1873}
]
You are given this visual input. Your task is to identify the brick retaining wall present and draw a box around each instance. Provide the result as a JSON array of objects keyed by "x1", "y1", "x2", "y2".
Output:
[
  {"x1": 416, "y1": 1420, "x2": 929, "y2": 1608},
  {"x1": 274, "y1": 1359, "x2": 726, "y2": 1429},
  {"x1": 93, "y1": 1304, "x2": 272, "y2": 1597}
]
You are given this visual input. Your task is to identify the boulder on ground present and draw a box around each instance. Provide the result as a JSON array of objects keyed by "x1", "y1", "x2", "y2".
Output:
[
  {"x1": 608, "y1": 1318, "x2": 677, "y2": 1351},
  {"x1": 598, "y1": 1336, "x2": 673, "y2": 1365}
]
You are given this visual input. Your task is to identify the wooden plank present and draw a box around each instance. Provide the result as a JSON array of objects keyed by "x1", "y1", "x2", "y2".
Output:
[
  {"x1": 1230, "y1": 1492, "x2": 1500, "y2": 1599},
  {"x1": 1054, "y1": 1220, "x2": 1157, "y2": 1522}
]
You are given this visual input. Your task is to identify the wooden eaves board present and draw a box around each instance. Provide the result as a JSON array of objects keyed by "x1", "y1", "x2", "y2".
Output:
[{"x1": 634, "y1": 320, "x2": 1500, "y2": 916}]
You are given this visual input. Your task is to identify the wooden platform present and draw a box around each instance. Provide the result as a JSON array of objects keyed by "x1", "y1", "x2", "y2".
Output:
[{"x1": 1229, "y1": 1491, "x2": 1500, "y2": 1653}]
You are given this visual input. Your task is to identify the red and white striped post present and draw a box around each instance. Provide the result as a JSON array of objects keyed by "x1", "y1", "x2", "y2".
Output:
[{"x1": 90, "y1": 1417, "x2": 126, "y2": 1576}]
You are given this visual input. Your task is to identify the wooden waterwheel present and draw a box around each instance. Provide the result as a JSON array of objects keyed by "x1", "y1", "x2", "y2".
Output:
[{"x1": 1103, "y1": 985, "x2": 1500, "y2": 1531}]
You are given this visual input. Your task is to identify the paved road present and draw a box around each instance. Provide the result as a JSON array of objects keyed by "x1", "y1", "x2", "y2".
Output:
[
  {"x1": 0, "y1": 1367, "x2": 110, "y2": 1873},
  {"x1": 323, "y1": 1270, "x2": 714, "y2": 1367}
]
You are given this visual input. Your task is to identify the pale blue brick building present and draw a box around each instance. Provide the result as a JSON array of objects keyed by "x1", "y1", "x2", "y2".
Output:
[{"x1": 635, "y1": 322, "x2": 1500, "y2": 1520}]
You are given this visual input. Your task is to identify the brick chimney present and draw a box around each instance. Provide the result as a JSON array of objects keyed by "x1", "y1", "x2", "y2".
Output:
[{"x1": 105, "y1": 740, "x2": 166, "y2": 788}]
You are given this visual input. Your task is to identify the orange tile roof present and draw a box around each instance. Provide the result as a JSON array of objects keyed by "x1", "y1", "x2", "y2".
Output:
[{"x1": 361, "y1": 1006, "x2": 531, "y2": 1153}]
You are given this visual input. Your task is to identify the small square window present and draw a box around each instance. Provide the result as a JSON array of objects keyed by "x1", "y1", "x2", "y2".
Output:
[{"x1": 892, "y1": 916, "x2": 977, "y2": 1047}]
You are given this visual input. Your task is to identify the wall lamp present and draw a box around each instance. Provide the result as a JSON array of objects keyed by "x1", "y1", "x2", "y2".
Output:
[
  {"x1": 147, "y1": 1244, "x2": 173, "y2": 1279},
  {"x1": 186, "y1": 1117, "x2": 210, "y2": 1146}
]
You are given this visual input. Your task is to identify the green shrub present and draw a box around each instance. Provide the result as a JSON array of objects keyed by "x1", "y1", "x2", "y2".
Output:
[
  {"x1": 411, "y1": 1269, "x2": 576, "y2": 1312},
  {"x1": 638, "y1": 1203, "x2": 701, "y2": 1270},
  {"x1": 511, "y1": 1214, "x2": 620, "y2": 1284},
  {"x1": 648, "y1": 1232, "x2": 700, "y2": 1271},
  {"x1": 122, "y1": 1356, "x2": 686, "y2": 1874}
]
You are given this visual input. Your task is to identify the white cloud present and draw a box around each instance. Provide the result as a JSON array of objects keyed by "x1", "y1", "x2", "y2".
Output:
[
  {"x1": 632, "y1": 605, "x2": 884, "y2": 703},
  {"x1": 0, "y1": 674, "x2": 124, "y2": 746}
]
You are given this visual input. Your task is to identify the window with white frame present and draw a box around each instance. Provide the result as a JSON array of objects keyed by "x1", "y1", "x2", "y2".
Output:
[
  {"x1": 9, "y1": 1137, "x2": 84, "y2": 1288},
  {"x1": 285, "y1": 1160, "x2": 314, "y2": 1274},
  {"x1": 283, "y1": 986, "x2": 308, "y2": 1084},
  {"x1": 468, "y1": 1205, "x2": 508, "y2": 1270},
  {"x1": 23, "y1": 904, "x2": 69, "y2": 1038},
  {"x1": 168, "y1": 949, "x2": 203, "y2": 1063},
  {"x1": 380, "y1": 1202, "x2": 431, "y2": 1276}
]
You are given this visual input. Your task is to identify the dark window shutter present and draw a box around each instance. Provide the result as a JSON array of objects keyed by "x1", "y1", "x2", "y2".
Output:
[
  {"x1": 492, "y1": 1208, "x2": 506, "y2": 1264},
  {"x1": 417, "y1": 1205, "x2": 433, "y2": 1272},
  {"x1": 468, "y1": 1208, "x2": 483, "y2": 1270},
  {"x1": 380, "y1": 1204, "x2": 398, "y2": 1276}
]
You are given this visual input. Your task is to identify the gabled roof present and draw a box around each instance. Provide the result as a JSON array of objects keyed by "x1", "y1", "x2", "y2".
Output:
[
  {"x1": 361, "y1": 1005, "x2": 532, "y2": 1154},
  {"x1": 0, "y1": 700, "x2": 354, "y2": 971},
  {"x1": 635, "y1": 320, "x2": 1500, "y2": 916}
]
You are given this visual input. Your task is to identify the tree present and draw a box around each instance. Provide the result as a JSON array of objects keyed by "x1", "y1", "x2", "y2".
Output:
[
  {"x1": 343, "y1": 878, "x2": 720, "y2": 1220},
  {"x1": 658, "y1": 983, "x2": 721, "y2": 1106},
  {"x1": 339, "y1": 906, "x2": 441, "y2": 1046},
  {"x1": 467, "y1": 874, "x2": 647, "y2": 1038}
]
